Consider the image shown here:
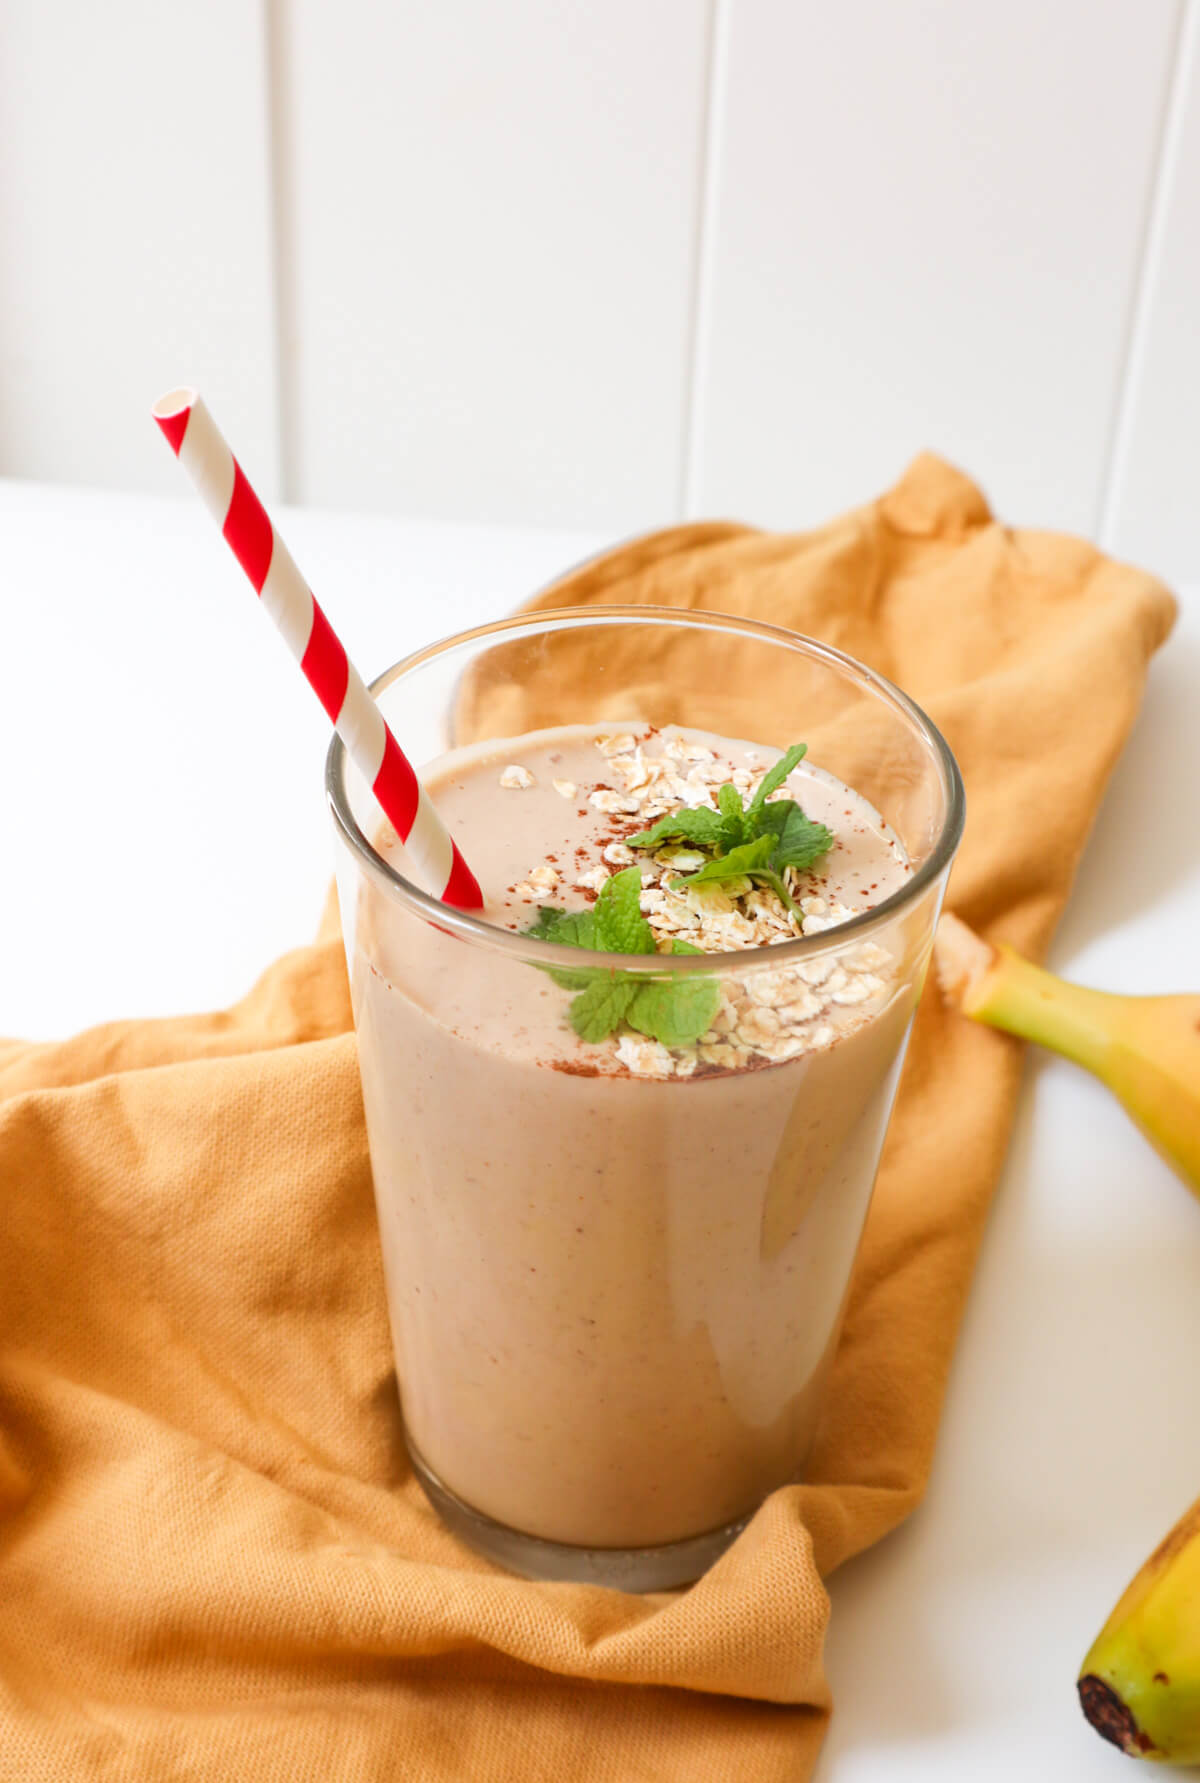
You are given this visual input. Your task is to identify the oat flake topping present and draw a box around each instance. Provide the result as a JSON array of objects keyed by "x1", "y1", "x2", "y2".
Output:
[{"x1": 503, "y1": 729, "x2": 907, "y2": 1078}]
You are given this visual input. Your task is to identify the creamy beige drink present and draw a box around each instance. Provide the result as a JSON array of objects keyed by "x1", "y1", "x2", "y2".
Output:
[{"x1": 349, "y1": 725, "x2": 917, "y2": 1555}]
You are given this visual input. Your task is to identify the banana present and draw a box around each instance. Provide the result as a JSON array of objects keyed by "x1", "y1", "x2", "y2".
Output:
[
  {"x1": 1078, "y1": 1497, "x2": 1200, "y2": 1761},
  {"x1": 934, "y1": 914, "x2": 1200, "y2": 1196},
  {"x1": 936, "y1": 924, "x2": 1200, "y2": 1752}
]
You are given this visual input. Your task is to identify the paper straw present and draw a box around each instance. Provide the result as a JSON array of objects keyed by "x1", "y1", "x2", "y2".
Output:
[{"x1": 152, "y1": 388, "x2": 483, "y2": 910}]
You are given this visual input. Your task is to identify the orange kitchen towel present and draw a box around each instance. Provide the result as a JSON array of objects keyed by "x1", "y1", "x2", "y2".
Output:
[{"x1": 0, "y1": 456, "x2": 1176, "y2": 1781}]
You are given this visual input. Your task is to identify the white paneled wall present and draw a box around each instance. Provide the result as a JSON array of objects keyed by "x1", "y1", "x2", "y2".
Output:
[
  {"x1": 274, "y1": 0, "x2": 710, "y2": 532},
  {"x1": 695, "y1": 0, "x2": 1179, "y2": 540},
  {"x1": 1101, "y1": 0, "x2": 1200, "y2": 578},
  {"x1": 3, "y1": 0, "x2": 1199, "y2": 580},
  {"x1": 0, "y1": 0, "x2": 281, "y2": 499}
]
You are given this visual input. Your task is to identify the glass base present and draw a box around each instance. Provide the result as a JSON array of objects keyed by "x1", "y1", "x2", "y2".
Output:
[{"x1": 408, "y1": 1442, "x2": 750, "y2": 1591}]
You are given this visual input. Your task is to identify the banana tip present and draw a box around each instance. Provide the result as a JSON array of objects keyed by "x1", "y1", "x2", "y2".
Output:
[
  {"x1": 1078, "y1": 1675, "x2": 1158, "y2": 1757},
  {"x1": 933, "y1": 912, "x2": 997, "y2": 1011}
]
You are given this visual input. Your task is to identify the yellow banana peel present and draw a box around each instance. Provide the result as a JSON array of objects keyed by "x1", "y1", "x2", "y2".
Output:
[
  {"x1": 934, "y1": 914, "x2": 1200, "y2": 1195},
  {"x1": 1078, "y1": 1497, "x2": 1200, "y2": 1762}
]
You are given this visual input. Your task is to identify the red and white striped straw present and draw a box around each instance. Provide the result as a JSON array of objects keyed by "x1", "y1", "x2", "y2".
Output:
[{"x1": 152, "y1": 388, "x2": 482, "y2": 910}]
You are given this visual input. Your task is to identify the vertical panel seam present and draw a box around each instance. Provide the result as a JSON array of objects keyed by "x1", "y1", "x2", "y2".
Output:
[
  {"x1": 679, "y1": 0, "x2": 731, "y2": 519},
  {"x1": 1096, "y1": 0, "x2": 1195, "y2": 548},
  {"x1": 263, "y1": 0, "x2": 299, "y2": 503}
]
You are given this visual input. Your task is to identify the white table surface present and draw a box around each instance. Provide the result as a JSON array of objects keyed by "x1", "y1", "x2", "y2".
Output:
[{"x1": 3, "y1": 477, "x2": 1198, "y2": 1779}]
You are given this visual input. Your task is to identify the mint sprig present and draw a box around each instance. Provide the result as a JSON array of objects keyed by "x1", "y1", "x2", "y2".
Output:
[
  {"x1": 526, "y1": 867, "x2": 720, "y2": 1048},
  {"x1": 622, "y1": 804, "x2": 732, "y2": 853},
  {"x1": 628, "y1": 742, "x2": 833, "y2": 917},
  {"x1": 678, "y1": 834, "x2": 775, "y2": 884},
  {"x1": 748, "y1": 743, "x2": 809, "y2": 813}
]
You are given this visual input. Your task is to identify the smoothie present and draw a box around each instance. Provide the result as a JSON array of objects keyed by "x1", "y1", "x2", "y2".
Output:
[{"x1": 348, "y1": 725, "x2": 919, "y2": 1554}]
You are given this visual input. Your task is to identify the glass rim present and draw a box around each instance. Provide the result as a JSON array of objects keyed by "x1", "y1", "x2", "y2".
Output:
[{"x1": 325, "y1": 603, "x2": 966, "y2": 974}]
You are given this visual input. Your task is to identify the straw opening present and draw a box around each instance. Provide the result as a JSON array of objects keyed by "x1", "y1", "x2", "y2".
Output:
[{"x1": 152, "y1": 387, "x2": 198, "y2": 420}]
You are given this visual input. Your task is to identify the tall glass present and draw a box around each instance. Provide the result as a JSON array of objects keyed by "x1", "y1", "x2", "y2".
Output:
[{"x1": 327, "y1": 607, "x2": 964, "y2": 1589}]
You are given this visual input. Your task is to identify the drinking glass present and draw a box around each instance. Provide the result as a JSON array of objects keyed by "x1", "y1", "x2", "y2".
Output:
[{"x1": 327, "y1": 607, "x2": 964, "y2": 1589}]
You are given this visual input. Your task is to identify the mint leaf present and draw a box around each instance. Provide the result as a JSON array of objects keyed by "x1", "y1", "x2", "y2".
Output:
[
  {"x1": 628, "y1": 745, "x2": 813, "y2": 865},
  {"x1": 626, "y1": 806, "x2": 727, "y2": 850},
  {"x1": 526, "y1": 904, "x2": 596, "y2": 947},
  {"x1": 569, "y1": 976, "x2": 637, "y2": 1042},
  {"x1": 627, "y1": 973, "x2": 722, "y2": 1048},
  {"x1": 753, "y1": 800, "x2": 834, "y2": 873},
  {"x1": 716, "y1": 780, "x2": 749, "y2": 846},
  {"x1": 673, "y1": 833, "x2": 776, "y2": 888},
  {"x1": 525, "y1": 904, "x2": 599, "y2": 988},
  {"x1": 748, "y1": 743, "x2": 807, "y2": 815},
  {"x1": 671, "y1": 800, "x2": 831, "y2": 917},
  {"x1": 523, "y1": 866, "x2": 721, "y2": 1050},
  {"x1": 592, "y1": 866, "x2": 656, "y2": 955},
  {"x1": 717, "y1": 783, "x2": 744, "y2": 821}
]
